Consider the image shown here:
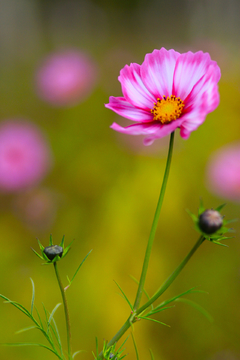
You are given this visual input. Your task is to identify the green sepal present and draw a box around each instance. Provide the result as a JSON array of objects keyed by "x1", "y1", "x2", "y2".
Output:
[
  {"x1": 37, "y1": 239, "x2": 45, "y2": 252},
  {"x1": 215, "y1": 203, "x2": 226, "y2": 212},
  {"x1": 62, "y1": 240, "x2": 73, "y2": 258},
  {"x1": 187, "y1": 201, "x2": 234, "y2": 245},
  {"x1": 198, "y1": 198, "x2": 205, "y2": 216},
  {"x1": 59, "y1": 235, "x2": 65, "y2": 248},
  {"x1": 31, "y1": 248, "x2": 44, "y2": 260},
  {"x1": 33, "y1": 235, "x2": 73, "y2": 264}
]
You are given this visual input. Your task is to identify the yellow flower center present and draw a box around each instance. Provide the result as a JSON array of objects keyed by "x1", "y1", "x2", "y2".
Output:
[{"x1": 151, "y1": 95, "x2": 185, "y2": 124}]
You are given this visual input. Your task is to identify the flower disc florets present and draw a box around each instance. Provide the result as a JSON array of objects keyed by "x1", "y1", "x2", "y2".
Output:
[
  {"x1": 106, "y1": 47, "x2": 221, "y2": 145},
  {"x1": 32, "y1": 235, "x2": 72, "y2": 264}
]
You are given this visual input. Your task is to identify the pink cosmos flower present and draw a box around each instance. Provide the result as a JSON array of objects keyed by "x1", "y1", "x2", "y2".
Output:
[
  {"x1": 206, "y1": 143, "x2": 240, "y2": 202},
  {"x1": 0, "y1": 120, "x2": 52, "y2": 192},
  {"x1": 106, "y1": 47, "x2": 221, "y2": 145},
  {"x1": 35, "y1": 50, "x2": 98, "y2": 106}
]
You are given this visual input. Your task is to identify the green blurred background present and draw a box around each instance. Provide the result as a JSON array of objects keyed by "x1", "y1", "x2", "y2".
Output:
[{"x1": 0, "y1": 0, "x2": 240, "y2": 359}]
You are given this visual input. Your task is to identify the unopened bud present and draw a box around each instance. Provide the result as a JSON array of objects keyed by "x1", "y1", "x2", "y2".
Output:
[
  {"x1": 43, "y1": 245, "x2": 63, "y2": 260},
  {"x1": 199, "y1": 209, "x2": 223, "y2": 234}
]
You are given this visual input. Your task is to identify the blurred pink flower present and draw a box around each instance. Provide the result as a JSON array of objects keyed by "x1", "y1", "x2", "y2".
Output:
[
  {"x1": 35, "y1": 50, "x2": 98, "y2": 106},
  {"x1": 0, "y1": 120, "x2": 52, "y2": 192},
  {"x1": 106, "y1": 47, "x2": 220, "y2": 145},
  {"x1": 206, "y1": 143, "x2": 240, "y2": 201}
]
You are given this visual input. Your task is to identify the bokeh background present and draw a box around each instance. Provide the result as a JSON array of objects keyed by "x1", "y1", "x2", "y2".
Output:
[{"x1": 0, "y1": 0, "x2": 240, "y2": 359}]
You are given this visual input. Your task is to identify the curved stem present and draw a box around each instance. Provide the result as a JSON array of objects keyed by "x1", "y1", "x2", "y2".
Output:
[
  {"x1": 54, "y1": 262, "x2": 72, "y2": 360},
  {"x1": 133, "y1": 131, "x2": 175, "y2": 311},
  {"x1": 98, "y1": 235, "x2": 205, "y2": 359}
]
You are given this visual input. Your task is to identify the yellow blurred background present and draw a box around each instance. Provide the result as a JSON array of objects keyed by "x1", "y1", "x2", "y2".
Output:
[{"x1": 0, "y1": 0, "x2": 240, "y2": 359}]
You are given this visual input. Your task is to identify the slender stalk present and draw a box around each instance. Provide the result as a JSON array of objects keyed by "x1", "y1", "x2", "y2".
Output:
[
  {"x1": 98, "y1": 235, "x2": 205, "y2": 359},
  {"x1": 133, "y1": 131, "x2": 175, "y2": 310},
  {"x1": 54, "y1": 262, "x2": 72, "y2": 360}
]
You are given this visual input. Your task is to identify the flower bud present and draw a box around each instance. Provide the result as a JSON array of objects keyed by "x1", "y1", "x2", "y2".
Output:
[
  {"x1": 43, "y1": 245, "x2": 63, "y2": 260},
  {"x1": 199, "y1": 209, "x2": 223, "y2": 234}
]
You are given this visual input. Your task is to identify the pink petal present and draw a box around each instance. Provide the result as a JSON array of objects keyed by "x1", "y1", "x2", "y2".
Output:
[
  {"x1": 178, "y1": 61, "x2": 221, "y2": 139},
  {"x1": 143, "y1": 118, "x2": 184, "y2": 145},
  {"x1": 184, "y1": 61, "x2": 220, "y2": 114},
  {"x1": 141, "y1": 48, "x2": 180, "y2": 99},
  {"x1": 105, "y1": 97, "x2": 153, "y2": 122},
  {"x1": 110, "y1": 121, "x2": 162, "y2": 136},
  {"x1": 179, "y1": 110, "x2": 206, "y2": 139},
  {"x1": 173, "y1": 51, "x2": 212, "y2": 101},
  {"x1": 119, "y1": 63, "x2": 156, "y2": 110}
]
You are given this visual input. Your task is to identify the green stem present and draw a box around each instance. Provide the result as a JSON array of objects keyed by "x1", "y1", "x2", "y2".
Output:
[
  {"x1": 98, "y1": 235, "x2": 205, "y2": 359},
  {"x1": 133, "y1": 131, "x2": 175, "y2": 311},
  {"x1": 54, "y1": 262, "x2": 72, "y2": 360}
]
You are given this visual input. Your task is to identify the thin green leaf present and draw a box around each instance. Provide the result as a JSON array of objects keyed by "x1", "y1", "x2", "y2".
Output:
[
  {"x1": 176, "y1": 298, "x2": 213, "y2": 322},
  {"x1": 131, "y1": 332, "x2": 139, "y2": 360},
  {"x1": 118, "y1": 356, "x2": 127, "y2": 360},
  {"x1": 215, "y1": 203, "x2": 226, "y2": 212},
  {"x1": 114, "y1": 280, "x2": 133, "y2": 311},
  {"x1": 15, "y1": 326, "x2": 37, "y2": 334},
  {"x1": 138, "y1": 316, "x2": 170, "y2": 327},
  {"x1": 42, "y1": 303, "x2": 49, "y2": 323},
  {"x1": 49, "y1": 320, "x2": 63, "y2": 356},
  {"x1": 149, "y1": 287, "x2": 202, "y2": 314},
  {"x1": 30, "y1": 278, "x2": 35, "y2": 316},
  {"x1": 117, "y1": 335, "x2": 129, "y2": 353},
  {"x1": 149, "y1": 349, "x2": 155, "y2": 360},
  {"x1": 72, "y1": 350, "x2": 86, "y2": 358},
  {"x1": 68, "y1": 250, "x2": 92, "y2": 286},
  {"x1": 0, "y1": 294, "x2": 31, "y2": 318},
  {"x1": 146, "y1": 305, "x2": 175, "y2": 316},
  {"x1": 34, "y1": 305, "x2": 43, "y2": 328},
  {"x1": 51, "y1": 318, "x2": 62, "y2": 348},
  {"x1": 49, "y1": 234, "x2": 53, "y2": 246},
  {"x1": 1, "y1": 342, "x2": 63, "y2": 359},
  {"x1": 42, "y1": 303, "x2": 54, "y2": 341},
  {"x1": 48, "y1": 303, "x2": 61, "y2": 326}
]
